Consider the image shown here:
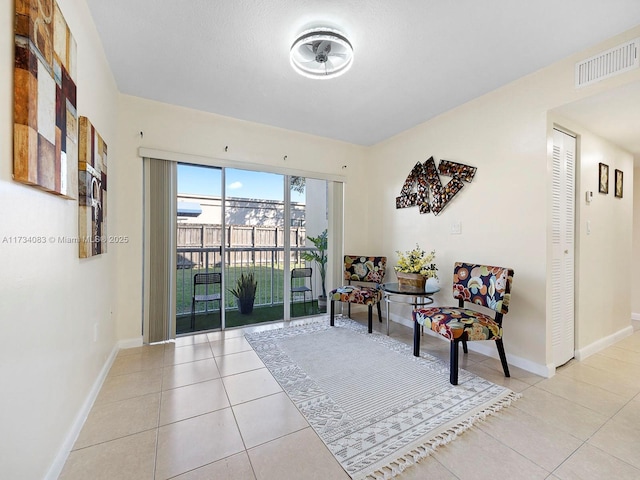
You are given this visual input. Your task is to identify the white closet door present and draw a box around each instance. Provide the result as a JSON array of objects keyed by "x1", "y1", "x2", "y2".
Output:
[{"x1": 551, "y1": 128, "x2": 576, "y2": 367}]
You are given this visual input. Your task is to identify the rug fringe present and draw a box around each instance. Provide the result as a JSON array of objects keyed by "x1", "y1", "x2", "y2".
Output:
[{"x1": 364, "y1": 391, "x2": 522, "y2": 480}]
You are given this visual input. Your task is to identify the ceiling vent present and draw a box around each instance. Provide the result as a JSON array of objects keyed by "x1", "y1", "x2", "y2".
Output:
[{"x1": 575, "y1": 38, "x2": 639, "y2": 88}]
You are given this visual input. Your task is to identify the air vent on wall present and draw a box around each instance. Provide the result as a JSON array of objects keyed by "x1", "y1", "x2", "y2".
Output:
[{"x1": 576, "y1": 38, "x2": 639, "y2": 88}]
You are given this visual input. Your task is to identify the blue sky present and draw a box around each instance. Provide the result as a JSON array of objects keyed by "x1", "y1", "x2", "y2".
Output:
[{"x1": 177, "y1": 164, "x2": 304, "y2": 202}]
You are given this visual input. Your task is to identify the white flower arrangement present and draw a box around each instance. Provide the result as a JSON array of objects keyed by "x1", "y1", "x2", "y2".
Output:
[{"x1": 395, "y1": 244, "x2": 438, "y2": 278}]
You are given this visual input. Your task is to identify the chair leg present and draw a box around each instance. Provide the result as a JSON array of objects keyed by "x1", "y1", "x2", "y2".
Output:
[
  {"x1": 462, "y1": 338, "x2": 468, "y2": 354},
  {"x1": 191, "y1": 298, "x2": 196, "y2": 331},
  {"x1": 450, "y1": 340, "x2": 460, "y2": 385},
  {"x1": 347, "y1": 303, "x2": 351, "y2": 318},
  {"x1": 376, "y1": 301, "x2": 383, "y2": 322},
  {"x1": 367, "y1": 305, "x2": 373, "y2": 333},
  {"x1": 413, "y1": 320, "x2": 421, "y2": 357},
  {"x1": 330, "y1": 300, "x2": 335, "y2": 326},
  {"x1": 496, "y1": 339, "x2": 510, "y2": 377}
]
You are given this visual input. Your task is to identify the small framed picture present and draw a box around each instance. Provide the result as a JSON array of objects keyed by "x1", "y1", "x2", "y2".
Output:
[
  {"x1": 599, "y1": 163, "x2": 609, "y2": 194},
  {"x1": 615, "y1": 169, "x2": 623, "y2": 198}
]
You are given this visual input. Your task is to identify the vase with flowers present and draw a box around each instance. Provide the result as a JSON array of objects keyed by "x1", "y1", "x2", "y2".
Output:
[{"x1": 394, "y1": 244, "x2": 437, "y2": 290}]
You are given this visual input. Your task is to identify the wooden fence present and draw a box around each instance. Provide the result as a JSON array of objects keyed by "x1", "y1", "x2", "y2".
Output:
[
  {"x1": 177, "y1": 224, "x2": 307, "y2": 267},
  {"x1": 178, "y1": 224, "x2": 306, "y2": 248}
]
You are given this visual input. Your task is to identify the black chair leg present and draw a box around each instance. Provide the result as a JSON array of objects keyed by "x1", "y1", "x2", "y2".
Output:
[
  {"x1": 191, "y1": 299, "x2": 196, "y2": 330},
  {"x1": 413, "y1": 321, "x2": 421, "y2": 357},
  {"x1": 496, "y1": 339, "x2": 510, "y2": 377},
  {"x1": 330, "y1": 300, "x2": 335, "y2": 326},
  {"x1": 367, "y1": 305, "x2": 373, "y2": 333},
  {"x1": 462, "y1": 338, "x2": 468, "y2": 354},
  {"x1": 347, "y1": 303, "x2": 351, "y2": 318},
  {"x1": 450, "y1": 340, "x2": 460, "y2": 385},
  {"x1": 376, "y1": 301, "x2": 383, "y2": 322}
]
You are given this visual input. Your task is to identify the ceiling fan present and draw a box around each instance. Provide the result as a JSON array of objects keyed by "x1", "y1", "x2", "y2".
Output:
[{"x1": 290, "y1": 27, "x2": 354, "y2": 79}]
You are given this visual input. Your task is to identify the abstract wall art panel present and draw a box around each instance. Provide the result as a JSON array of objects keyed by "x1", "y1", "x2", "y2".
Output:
[
  {"x1": 396, "y1": 162, "x2": 428, "y2": 212},
  {"x1": 78, "y1": 117, "x2": 107, "y2": 258},
  {"x1": 395, "y1": 156, "x2": 476, "y2": 216},
  {"x1": 424, "y1": 157, "x2": 465, "y2": 215},
  {"x1": 438, "y1": 159, "x2": 477, "y2": 183},
  {"x1": 13, "y1": 0, "x2": 78, "y2": 198}
]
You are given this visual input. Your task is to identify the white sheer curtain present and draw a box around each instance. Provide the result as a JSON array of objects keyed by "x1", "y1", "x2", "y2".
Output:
[{"x1": 143, "y1": 158, "x2": 177, "y2": 343}]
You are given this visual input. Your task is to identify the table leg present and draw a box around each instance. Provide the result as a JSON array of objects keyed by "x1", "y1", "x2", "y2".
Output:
[
  {"x1": 413, "y1": 320, "x2": 420, "y2": 357},
  {"x1": 385, "y1": 296, "x2": 390, "y2": 335}
]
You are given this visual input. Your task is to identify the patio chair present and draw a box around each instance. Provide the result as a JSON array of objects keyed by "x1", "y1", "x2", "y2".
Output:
[
  {"x1": 191, "y1": 272, "x2": 222, "y2": 330},
  {"x1": 291, "y1": 267, "x2": 313, "y2": 313},
  {"x1": 413, "y1": 262, "x2": 514, "y2": 385},
  {"x1": 330, "y1": 256, "x2": 387, "y2": 333}
]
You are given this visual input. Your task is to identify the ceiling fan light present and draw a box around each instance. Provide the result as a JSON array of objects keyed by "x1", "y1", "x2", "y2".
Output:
[{"x1": 290, "y1": 27, "x2": 354, "y2": 79}]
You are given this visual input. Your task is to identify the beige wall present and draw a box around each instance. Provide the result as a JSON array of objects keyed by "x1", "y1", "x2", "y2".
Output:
[
  {"x1": 0, "y1": 0, "x2": 119, "y2": 478},
  {"x1": 368, "y1": 89, "x2": 550, "y2": 373}
]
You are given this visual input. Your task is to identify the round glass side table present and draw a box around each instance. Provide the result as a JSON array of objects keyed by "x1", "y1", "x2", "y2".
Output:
[{"x1": 380, "y1": 282, "x2": 440, "y2": 335}]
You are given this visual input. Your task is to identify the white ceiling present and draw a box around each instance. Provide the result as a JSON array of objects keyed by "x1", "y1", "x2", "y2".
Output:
[{"x1": 86, "y1": 0, "x2": 640, "y2": 149}]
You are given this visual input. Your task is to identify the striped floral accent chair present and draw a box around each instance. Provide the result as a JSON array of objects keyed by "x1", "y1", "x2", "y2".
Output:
[
  {"x1": 330, "y1": 256, "x2": 387, "y2": 333},
  {"x1": 413, "y1": 263, "x2": 514, "y2": 385}
]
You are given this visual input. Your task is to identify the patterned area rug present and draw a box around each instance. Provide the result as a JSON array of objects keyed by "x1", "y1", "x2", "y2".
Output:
[{"x1": 245, "y1": 318, "x2": 520, "y2": 480}]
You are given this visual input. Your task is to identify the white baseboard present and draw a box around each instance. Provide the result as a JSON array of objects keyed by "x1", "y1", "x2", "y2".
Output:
[
  {"x1": 465, "y1": 341, "x2": 554, "y2": 378},
  {"x1": 575, "y1": 325, "x2": 634, "y2": 361},
  {"x1": 632, "y1": 313, "x2": 640, "y2": 321},
  {"x1": 388, "y1": 312, "x2": 553, "y2": 378},
  {"x1": 45, "y1": 344, "x2": 119, "y2": 480}
]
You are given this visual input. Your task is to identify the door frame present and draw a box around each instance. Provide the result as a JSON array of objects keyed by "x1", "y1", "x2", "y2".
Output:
[
  {"x1": 547, "y1": 125, "x2": 579, "y2": 371},
  {"x1": 141, "y1": 147, "x2": 346, "y2": 339}
]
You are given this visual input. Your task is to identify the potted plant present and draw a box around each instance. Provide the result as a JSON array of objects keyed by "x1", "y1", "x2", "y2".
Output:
[
  {"x1": 229, "y1": 271, "x2": 258, "y2": 314},
  {"x1": 395, "y1": 244, "x2": 437, "y2": 290},
  {"x1": 301, "y1": 229, "x2": 328, "y2": 311}
]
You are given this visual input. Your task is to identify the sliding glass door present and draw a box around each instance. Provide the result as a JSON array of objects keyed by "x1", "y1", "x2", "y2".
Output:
[
  {"x1": 172, "y1": 163, "x2": 333, "y2": 336},
  {"x1": 223, "y1": 169, "x2": 286, "y2": 328},
  {"x1": 290, "y1": 176, "x2": 329, "y2": 318},
  {"x1": 143, "y1": 150, "x2": 343, "y2": 343},
  {"x1": 176, "y1": 164, "x2": 224, "y2": 334}
]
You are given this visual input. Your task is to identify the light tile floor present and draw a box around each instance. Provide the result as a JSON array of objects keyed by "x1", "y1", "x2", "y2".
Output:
[{"x1": 59, "y1": 315, "x2": 640, "y2": 480}]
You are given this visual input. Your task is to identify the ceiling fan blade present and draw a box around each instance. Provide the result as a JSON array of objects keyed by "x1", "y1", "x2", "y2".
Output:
[
  {"x1": 324, "y1": 58, "x2": 335, "y2": 73},
  {"x1": 297, "y1": 44, "x2": 316, "y2": 61},
  {"x1": 317, "y1": 40, "x2": 331, "y2": 54}
]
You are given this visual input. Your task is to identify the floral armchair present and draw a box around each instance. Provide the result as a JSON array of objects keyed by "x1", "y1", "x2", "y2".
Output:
[
  {"x1": 330, "y1": 255, "x2": 387, "y2": 333},
  {"x1": 413, "y1": 262, "x2": 514, "y2": 385}
]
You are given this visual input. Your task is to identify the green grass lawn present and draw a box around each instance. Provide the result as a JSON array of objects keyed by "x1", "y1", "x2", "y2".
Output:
[
  {"x1": 176, "y1": 265, "x2": 288, "y2": 314},
  {"x1": 176, "y1": 264, "x2": 320, "y2": 334}
]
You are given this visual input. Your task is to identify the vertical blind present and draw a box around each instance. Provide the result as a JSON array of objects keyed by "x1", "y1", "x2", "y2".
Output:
[{"x1": 143, "y1": 158, "x2": 176, "y2": 343}]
